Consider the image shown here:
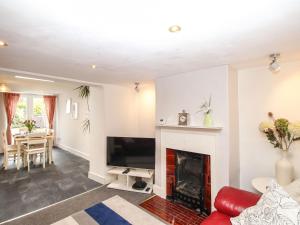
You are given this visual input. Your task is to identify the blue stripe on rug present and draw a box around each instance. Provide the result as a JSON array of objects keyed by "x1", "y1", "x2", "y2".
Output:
[{"x1": 85, "y1": 203, "x2": 132, "y2": 225}]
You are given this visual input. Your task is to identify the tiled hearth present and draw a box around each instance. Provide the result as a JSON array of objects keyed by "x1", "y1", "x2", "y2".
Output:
[{"x1": 140, "y1": 195, "x2": 207, "y2": 225}]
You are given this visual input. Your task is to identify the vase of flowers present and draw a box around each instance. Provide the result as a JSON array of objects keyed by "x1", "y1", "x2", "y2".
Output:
[
  {"x1": 24, "y1": 119, "x2": 36, "y2": 133},
  {"x1": 198, "y1": 96, "x2": 213, "y2": 127},
  {"x1": 259, "y1": 112, "x2": 300, "y2": 185}
]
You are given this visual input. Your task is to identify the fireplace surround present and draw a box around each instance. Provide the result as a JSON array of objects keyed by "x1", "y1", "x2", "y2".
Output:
[
  {"x1": 154, "y1": 125, "x2": 226, "y2": 211},
  {"x1": 166, "y1": 148, "x2": 211, "y2": 215}
]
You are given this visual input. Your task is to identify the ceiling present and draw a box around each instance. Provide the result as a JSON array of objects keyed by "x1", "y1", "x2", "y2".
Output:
[
  {"x1": 0, "y1": 74, "x2": 78, "y2": 95},
  {"x1": 0, "y1": 0, "x2": 300, "y2": 84}
]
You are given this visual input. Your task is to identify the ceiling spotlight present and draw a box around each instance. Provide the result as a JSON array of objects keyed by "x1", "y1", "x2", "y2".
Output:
[
  {"x1": 134, "y1": 82, "x2": 140, "y2": 92},
  {"x1": 0, "y1": 40, "x2": 8, "y2": 47},
  {"x1": 269, "y1": 53, "x2": 280, "y2": 73},
  {"x1": 169, "y1": 25, "x2": 181, "y2": 33},
  {"x1": 91, "y1": 65, "x2": 96, "y2": 69}
]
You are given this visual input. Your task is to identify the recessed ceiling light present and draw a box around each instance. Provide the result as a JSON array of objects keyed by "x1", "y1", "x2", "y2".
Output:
[
  {"x1": 0, "y1": 40, "x2": 8, "y2": 47},
  {"x1": 92, "y1": 65, "x2": 96, "y2": 69},
  {"x1": 169, "y1": 25, "x2": 181, "y2": 33},
  {"x1": 15, "y1": 75, "x2": 55, "y2": 83}
]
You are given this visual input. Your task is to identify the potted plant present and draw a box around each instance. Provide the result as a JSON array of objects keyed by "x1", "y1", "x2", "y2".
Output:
[
  {"x1": 259, "y1": 112, "x2": 300, "y2": 185},
  {"x1": 75, "y1": 85, "x2": 91, "y2": 133},
  {"x1": 23, "y1": 119, "x2": 36, "y2": 133},
  {"x1": 198, "y1": 96, "x2": 213, "y2": 127}
]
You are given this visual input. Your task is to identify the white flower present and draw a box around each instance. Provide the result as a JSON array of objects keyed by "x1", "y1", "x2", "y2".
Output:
[
  {"x1": 259, "y1": 121, "x2": 274, "y2": 132},
  {"x1": 288, "y1": 122, "x2": 300, "y2": 137}
]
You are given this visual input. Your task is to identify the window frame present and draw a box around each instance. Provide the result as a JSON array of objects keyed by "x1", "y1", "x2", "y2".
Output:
[{"x1": 12, "y1": 94, "x2": 49, "y2": 130}]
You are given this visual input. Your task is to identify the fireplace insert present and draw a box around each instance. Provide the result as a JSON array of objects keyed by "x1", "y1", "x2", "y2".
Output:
[{"x1": 166, "y1": 149, "x2": 211, "y2": 215}]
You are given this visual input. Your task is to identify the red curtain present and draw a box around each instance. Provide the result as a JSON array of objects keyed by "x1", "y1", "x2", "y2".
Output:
[
  {"x1": 3, "y1": 93, "x2": 20, "y2": 144},
  {"x1": 43, "y1": 96, "x2": 56, "y2": 129}
]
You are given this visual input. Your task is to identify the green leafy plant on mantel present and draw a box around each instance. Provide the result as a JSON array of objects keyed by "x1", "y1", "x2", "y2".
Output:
[{"x1": 75, "y1": 85, "x2": 91, "y2": 133}]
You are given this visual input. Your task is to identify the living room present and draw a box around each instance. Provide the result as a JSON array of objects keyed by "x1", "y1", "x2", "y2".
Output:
[{"x1": 1, "y1": 0, "x2": 300, "y2": 224}]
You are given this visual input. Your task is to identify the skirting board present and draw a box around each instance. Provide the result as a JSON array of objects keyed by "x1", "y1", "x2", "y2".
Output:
[
  {"x1": 153, "y1": 184, "x2": 165, "y2": 198},
  {"x1": 56, "y1": 143, "x2": 89, "y2": 160},
  {"x1": 88, "y1": 171, "x2": 110, "y2": 185}
]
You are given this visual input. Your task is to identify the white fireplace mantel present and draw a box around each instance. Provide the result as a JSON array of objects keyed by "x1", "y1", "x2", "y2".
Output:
[
  {"x1": 156, "y1": 124, "x2": 223, "y2": 130},
  {"x1": 154, "y1": 125, "x2": 226, "y2": 209}
]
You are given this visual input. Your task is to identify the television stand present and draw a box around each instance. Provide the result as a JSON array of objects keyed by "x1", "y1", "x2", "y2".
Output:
[{"x1": 107, "y1": 167, "x2": 154, "y2": 194}]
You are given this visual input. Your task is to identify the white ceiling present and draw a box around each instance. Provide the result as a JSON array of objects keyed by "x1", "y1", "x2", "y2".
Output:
[
  {"x1": 0, "y1": 0, "x2": 300, "y2": 84},
  {"x1": 0, "y1": 74, "x2": 78, "y2": 95}
]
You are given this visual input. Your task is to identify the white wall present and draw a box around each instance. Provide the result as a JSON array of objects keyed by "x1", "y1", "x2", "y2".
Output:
[
  {"x1": 103, "y1": 84, "x2": 138, "y2": 137},
  {"x1": 87, "y1": 86, "x2": 107, "y2": 183},
  {"x1": 0, "y1": 94, "x2": 6, "y2": 153},
  {"x1": 239, "y1": 60, "x2": 300, "y2": 191},
  {"x1": 155, "y1": 65, "x2": 239, "y2": 189},
  {"x1": 56, "y1": 86, "x2": 90, "y2": 159},
  {"x1": 228, "y1": 67, "x2": 240, "y2": 187},
  {"x1": 103, "y1": 83, "x2": 155, "y2": 138},
  {"x1": 88, "y1": 83, "x2": 156, "y2": 183},
  {"x1": 135, "y1": 83, "x2": 156, "y2": 138}
]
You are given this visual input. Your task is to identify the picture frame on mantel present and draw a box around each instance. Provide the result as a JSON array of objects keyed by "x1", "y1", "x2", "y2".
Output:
[
  {"x1": 72, "y1": 102, "x2": 78, "y2": 119},
  {"x1": 66, "y1": 98, "x2": 71, "y2": 114}
]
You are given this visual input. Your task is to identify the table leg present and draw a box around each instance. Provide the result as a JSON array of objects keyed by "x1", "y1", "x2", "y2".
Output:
[
  {"x1": 48, "y1": 138, "x2": 53, "y2": 164},
  {"x1": 17, "y1": 141, "x2": 21, "y2": 170}
]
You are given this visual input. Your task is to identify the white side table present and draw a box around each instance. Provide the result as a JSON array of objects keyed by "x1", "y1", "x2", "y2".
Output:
[{"x1": 251, "y1": 177, "x2": 273, "y2": 193}]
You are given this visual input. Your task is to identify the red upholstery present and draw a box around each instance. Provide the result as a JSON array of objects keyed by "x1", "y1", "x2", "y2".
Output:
[
  {"x1": 201, "y1": 186, "x2": 260, "y2": 224},
  {"x1": 214, "y1": 186, "x2": 261, "y2": 217},
  {"x1": 201, "y1": 212, "x2": 231, "y2": 225}
]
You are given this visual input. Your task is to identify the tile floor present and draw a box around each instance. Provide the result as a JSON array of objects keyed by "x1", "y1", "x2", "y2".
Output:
[
  {"x1": 140, "y1": 195, "x2": 207, "y2": 225},
  {"x1": 0, "y1": 147, "x2": 101, "y2": 223}
]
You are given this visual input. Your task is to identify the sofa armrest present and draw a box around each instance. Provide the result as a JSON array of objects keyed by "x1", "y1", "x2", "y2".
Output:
[{"x1": 214, "y1": 186, "x2": 260, "y2": 217}]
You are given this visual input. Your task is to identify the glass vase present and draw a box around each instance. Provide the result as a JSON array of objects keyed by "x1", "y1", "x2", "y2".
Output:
[{"x1": 203, "y1": 113, "x2": 213, "y2": 127}]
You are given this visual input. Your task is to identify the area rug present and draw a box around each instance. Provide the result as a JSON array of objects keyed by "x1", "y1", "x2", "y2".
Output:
[
  {"x1": 140, "y1": 195, "x2": 207, "y2": 225},
  {"x1": 52, "y1": 195, "x2": 166, "y2": 225}
]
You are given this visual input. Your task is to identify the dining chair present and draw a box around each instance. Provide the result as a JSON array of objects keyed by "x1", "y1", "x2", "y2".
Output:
[
  {"x1": 24, "y1": 138, "x2": 47, "y2": 172},
  {"x1": 27, "y1": 132, "x2": 47, "y2": 138},
  {"x1": 2, "y1": 131, "x2": 24, "y2": 170}
]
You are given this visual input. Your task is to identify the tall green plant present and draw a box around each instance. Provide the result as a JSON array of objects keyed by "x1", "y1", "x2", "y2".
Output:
[
  {"x1": 75, "y1": 85, "x2": 90, "y2": 111},
  {"x1": 75, "y1": 85, "x2": 91, "y2": 133}
]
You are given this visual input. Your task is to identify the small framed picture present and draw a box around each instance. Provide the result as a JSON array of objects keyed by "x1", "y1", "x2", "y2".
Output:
[
  {"x1": 66, "y1": 98, "x2": 71, "y2": 114},
  {"x1": 72, "y1": 102, "x2": 78, "y2": 119}
]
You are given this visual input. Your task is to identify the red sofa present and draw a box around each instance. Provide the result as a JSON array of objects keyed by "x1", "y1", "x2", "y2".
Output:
[{"x1": 201, "y1": 186, "x2": 261, "y2": 225}]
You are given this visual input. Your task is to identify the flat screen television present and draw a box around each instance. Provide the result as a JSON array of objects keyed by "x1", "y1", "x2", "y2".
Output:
[{"x1": 107, "y1": 136, "x2": 155, "y2": 169}]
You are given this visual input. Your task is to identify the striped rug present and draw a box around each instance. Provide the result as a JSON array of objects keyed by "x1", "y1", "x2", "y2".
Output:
[{"x1": 52, "y1": 195, "x2": 166, "y2": 225}]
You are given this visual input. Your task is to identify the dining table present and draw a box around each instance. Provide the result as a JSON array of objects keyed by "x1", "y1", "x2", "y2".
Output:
[{"x1": 14, "y1": 134, "x2": 54, "y2": 170}]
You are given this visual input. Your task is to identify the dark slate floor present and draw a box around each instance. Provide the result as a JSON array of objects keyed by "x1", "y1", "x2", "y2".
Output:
[{"x1": 0, "y1": 148, "x2": 102, "y2": 223}]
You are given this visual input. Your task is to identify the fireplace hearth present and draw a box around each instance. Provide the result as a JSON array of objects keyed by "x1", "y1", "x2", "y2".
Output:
[{"x1": 166, "y1": 149, "x2": 211, "y2": 215}]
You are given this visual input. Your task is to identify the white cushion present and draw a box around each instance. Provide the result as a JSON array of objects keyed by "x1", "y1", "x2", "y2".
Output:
[
  {"x1": 284, "y1": 179, "x2": 300, "y2": 204},
  {"x1": 231, "y1": 180, "x2": 300, "y2": 225}
]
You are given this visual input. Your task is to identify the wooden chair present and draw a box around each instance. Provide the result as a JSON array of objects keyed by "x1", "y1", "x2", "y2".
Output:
[
  {"x1": 27, "y1": 132, "x2": 47, "y2": 138},
  {"x1": 2, "y1": 131, "x2": 24, "y2": 170},
  {"x1": 24, "y1": 138, "x2": 47, "y2": 172},
  {"x1": 46, "y1": 129, "x2": 54, "y2": 164}
]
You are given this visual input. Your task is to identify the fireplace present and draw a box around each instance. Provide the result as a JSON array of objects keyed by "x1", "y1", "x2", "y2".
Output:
[{"x1": 166, "y1": 148, "x2": 211, "y2": 215}]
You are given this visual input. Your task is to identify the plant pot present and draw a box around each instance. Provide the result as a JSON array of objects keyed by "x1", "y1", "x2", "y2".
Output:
[
  {"x1": 203, "y1": 113, "x2": 213, "y2": 127},
  {"x1": 275, "y1": 151, "x2": 294, "y2": 186}
]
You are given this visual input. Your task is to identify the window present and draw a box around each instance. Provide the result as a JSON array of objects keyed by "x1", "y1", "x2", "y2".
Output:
[
  {"x1": 33, "y1": 97, "x2": 48, "y2": 128},
  {"x1": 12, "y1": 95, "x2": 49, "y2": 129},
  {"x1": 12, "y1": 96, "x2": 27, "y2": 128}
]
